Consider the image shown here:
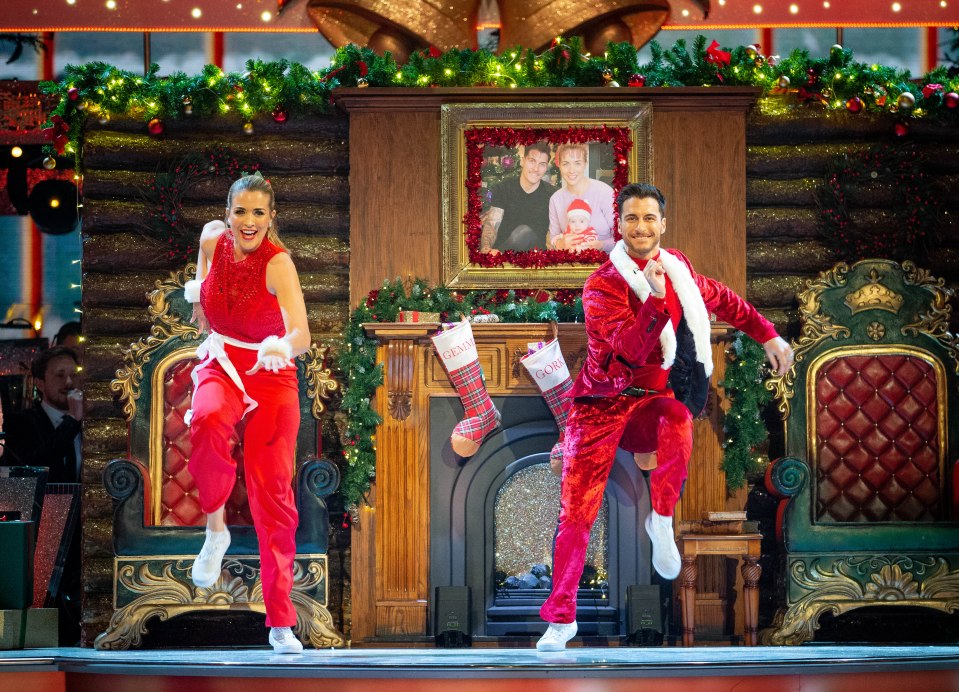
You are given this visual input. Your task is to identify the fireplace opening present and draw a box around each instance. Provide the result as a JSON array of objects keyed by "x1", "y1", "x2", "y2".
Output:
[{"x1": 430, "y1": 395, "x2": 652, "y2": 638}]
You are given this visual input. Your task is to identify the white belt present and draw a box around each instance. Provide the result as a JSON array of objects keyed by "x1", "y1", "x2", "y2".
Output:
[{"x1": 184, "y1": 331, "x2": 259, "y2": 425}]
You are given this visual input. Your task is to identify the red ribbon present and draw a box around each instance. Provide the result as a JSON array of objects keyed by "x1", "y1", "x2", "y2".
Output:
[{"x1": 705, "y1": 40, "x2": 731, "y2": 67}]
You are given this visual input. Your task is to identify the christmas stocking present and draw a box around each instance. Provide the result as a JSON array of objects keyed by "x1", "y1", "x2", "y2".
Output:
[
  {"x1": 432, "y1": 318, "x2": 501, "y2": 457},
  {"x1": 520, "y1": 338, "x2": 572, "y2": 476}
]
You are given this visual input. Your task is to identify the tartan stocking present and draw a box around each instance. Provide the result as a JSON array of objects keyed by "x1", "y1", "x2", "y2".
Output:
[
  {"x1": 520, "y1": 338, "x2": 572, "y2": 476},
  {"x1": 432, "y1": 319, "x2": 501, "y2": 457}
]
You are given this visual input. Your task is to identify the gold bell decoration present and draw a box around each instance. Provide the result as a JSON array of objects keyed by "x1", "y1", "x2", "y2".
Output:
[{"x1": 307, "y1": 0, "x2": 704, "y2": 57}]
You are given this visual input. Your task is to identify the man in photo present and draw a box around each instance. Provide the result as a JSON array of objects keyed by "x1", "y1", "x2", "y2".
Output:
[
  {"x1": 480, "y1": 141, "x2": 556, "y2": 254},
  {"x1": 547, "y1": 143, "x2": 616, "y2": 253}
]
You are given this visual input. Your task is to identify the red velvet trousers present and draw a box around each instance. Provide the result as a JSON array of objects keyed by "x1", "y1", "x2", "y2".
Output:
[
  {"x1": 540, "y1": 393, "x2": 692, "y2": 624},
  {"x1": 188, "y1": 343, "x2": 300, "y2": 628}
]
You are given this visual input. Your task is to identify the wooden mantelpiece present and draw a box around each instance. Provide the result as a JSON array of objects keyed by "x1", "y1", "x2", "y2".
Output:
[
  {"x1": 335, "y1": 87, "x2": 759, "y2": 307},
  {"x1": 350, "y1": 321, "x2": 736, "y2": 643}
]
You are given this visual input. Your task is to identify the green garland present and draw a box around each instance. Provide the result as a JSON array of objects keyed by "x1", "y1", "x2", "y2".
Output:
[
  {"x1": 40, "y1": 37, "x2": 959, "y2": 163},
  {"x1": 719, "y1": 332, "x2": 772, "y2": 491},
  {"x1": 337, "y1": 277, "x2": 584, "y2": 509}
]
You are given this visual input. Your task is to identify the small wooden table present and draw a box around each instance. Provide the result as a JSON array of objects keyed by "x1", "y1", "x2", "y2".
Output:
[{"x1": 677, "y1": 533, "x2": 762, "y2": 647}]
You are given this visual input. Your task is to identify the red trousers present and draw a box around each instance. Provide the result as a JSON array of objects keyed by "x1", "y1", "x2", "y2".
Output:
[
  {"x1": 188, "y1": 343, "x2": 300, "y2": 628},
  {"x1": 540, "y1": 393, "x2": 692, "y2": 624}
]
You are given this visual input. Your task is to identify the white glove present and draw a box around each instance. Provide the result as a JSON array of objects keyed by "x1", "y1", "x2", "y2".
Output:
[{"x1": 246, "y1": 335, "x2": 295, "y2": 374}]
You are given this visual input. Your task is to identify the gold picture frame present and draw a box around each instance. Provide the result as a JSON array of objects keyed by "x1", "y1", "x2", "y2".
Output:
[{"x1": 441, "y1": 101, "x2": 652, "y2": 289}]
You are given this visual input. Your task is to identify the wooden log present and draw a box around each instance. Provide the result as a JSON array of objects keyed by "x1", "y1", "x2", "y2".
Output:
[
  {"x1": 82, "y1": 232, "x2": 349, "y2": 271},
  {"x1": 83, "y1": 131, "x2": 348, "y2": 174},
  {"x1": 746, "y1": 240, "x2": 840, "y2": 273},
  {"x1": 746, "y1": 208, "x2": 818, "y2": 239},
  {"x1": 83, "y1": 199, "x2": 349, "y2": 237},
  {"x1": 87, "y1": 114, "x2": 348, "y2": 139},
  {"x1": 83, "y1": 306, "x2": 154, "y2": 336},
  {"x1": 746, "y1": 275, "x2": 812, "y2": 308},
  {"x1": 83, "y1": 169, "x2": 350, "y2": 206}
]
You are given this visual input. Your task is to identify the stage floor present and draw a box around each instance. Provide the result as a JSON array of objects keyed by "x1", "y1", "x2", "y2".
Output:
[{"x1": 2, "y1": 644, "x2": 959, "y2": 691}]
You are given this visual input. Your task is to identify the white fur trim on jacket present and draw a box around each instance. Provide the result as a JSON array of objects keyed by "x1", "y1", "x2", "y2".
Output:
[
  {"x1": 608, "y1": 241, "x2": 713, "y2": 377},
  {"x1": 183, "y1": 279, "x2": 202, "y2": 303},
  {"x1": 257, "y1": 334, "x2": 294, "y2": 361}
]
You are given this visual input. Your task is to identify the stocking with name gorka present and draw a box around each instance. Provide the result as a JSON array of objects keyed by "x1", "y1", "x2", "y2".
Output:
[
  {"x1": 431, "y1": 318, "x2": 501, "y2": 457},
  {"x1": 520, "y1": 338, "x2": 572, "y2": 477}
]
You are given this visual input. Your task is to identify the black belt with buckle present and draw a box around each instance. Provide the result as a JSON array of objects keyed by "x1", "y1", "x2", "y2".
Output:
[{"x1": 621, "y1": 386, "x2": 658, "y2": 397}]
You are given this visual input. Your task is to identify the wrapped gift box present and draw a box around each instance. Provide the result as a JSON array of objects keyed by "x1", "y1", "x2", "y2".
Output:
[
  {"x1": 398, "y1": 311, "x2": 440, "y2": 323},
  {"x1": 0, "y1": 520, "x2": 35, "y2": 609}
]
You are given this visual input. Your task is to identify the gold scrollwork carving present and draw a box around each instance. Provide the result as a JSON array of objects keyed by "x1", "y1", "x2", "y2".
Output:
[
  {"x1": 760, "y1": 556, "x2": 959, "y2": 645},
  {"x1": 765, "y1": 263, "x2": 852, "y2": 419},
  {"x1": 95, "y1": 556, "x2": 344, "y2": 650},
  {"x1": 300, "y1": 344, "x2": 340, "y2": 419},
  {"x1": 112, "y1": 265, "x2": 201, "y2": 422},
  {"x1": 900, "y1": 260, "x2": 959, "y2": 375}
]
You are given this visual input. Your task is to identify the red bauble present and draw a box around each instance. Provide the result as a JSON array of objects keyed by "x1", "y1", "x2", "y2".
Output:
[
  {"x1": 628, "y1": 74, "x2": 646, "y2": 87},
  {"x1": 845, "y1": 97, "x2": 863, "y2": 113},
  {"x1": 945, "y1": 92, "x2": 959, "y2": 109},
  {"x1": 271, "y1": 107, "x2": 288, "y2": 123},
  {"x1": 67, "y1": 87, "x2": 79, "y2": 101},
  {"x1": 147, "y1": 117, "x2": 164, "y2": 136},
  {"x1": 893, "y1": 122, "x2": 909, "y2": 138}
]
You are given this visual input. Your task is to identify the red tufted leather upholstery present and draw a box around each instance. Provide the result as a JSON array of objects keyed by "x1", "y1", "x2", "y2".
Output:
[
  {"x1": 814, "y1": 354, "x2": 941, "y2": 523},
  {"x1": 158, "y1": 359, "x2": 254, "y2": 527}
]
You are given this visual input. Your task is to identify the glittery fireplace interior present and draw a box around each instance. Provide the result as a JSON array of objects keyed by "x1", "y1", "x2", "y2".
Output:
[{"x1": 430, "y1": 395, "x2": 652, "y2": 637}]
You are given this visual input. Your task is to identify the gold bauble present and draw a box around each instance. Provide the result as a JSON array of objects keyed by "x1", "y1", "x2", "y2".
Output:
[
  {"x1": 897, "y1": 91, "x2": 916, "y2": 110},
  {"x1": 243, "y1": 122, "x2": 254, "y2": 135},
  {"x1": 42, "y1": 156, "x2": 56, "y2": 170}
]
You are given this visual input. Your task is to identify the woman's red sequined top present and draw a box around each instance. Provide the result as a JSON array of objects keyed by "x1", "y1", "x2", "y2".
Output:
[{"x1": 200, "y1": 230, "x2": 286, "y2": 342}]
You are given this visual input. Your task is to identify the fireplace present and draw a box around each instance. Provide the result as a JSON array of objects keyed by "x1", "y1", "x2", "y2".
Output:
[
  {"x1": 351, "y1": 322, "x2": 731, "y2": 643},
  {"x1": 429, "y1": 395, "x2": 652, "y2": 637}
]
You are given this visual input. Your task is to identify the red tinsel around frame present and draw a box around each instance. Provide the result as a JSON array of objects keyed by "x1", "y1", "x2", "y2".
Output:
[{"x1": 464, "y1": 125, "x2": 633, "y2": 270}]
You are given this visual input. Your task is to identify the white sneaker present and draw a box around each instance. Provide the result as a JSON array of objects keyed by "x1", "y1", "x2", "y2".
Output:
[
  {"x1": 269, "y1": 627, "x2": 304, "y2": 654},
  {"x1": 645, "y1": 511, "x2": 681, "y2": 580},
  {"x1": 191, "y1": 527, "x2": 231, "y2": 588},
  {"x1": 536, "y1": 621, "x2": 577, "y2": 651}
]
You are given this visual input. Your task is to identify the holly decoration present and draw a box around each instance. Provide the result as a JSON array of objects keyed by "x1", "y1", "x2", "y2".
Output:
[
  {"x1": 817, "y1": 144, "x2": 939, "y2": 263},
  {"x1": 139, "y1": 148, "x2": 257, "y2": 262}
]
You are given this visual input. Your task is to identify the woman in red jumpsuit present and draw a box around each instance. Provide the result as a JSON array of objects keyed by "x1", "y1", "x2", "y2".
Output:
[{"x1": 182, "y1": 171, "x2": 310, "y2": 654}]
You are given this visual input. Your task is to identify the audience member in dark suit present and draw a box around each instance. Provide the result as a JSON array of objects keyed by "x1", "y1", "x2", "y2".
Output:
[
  {"x1": 4, "y1": 346, "x2": 82, "y2": 481},
  {"x1": 3, "y1": 345, "x2": 83, "y2": 645}
]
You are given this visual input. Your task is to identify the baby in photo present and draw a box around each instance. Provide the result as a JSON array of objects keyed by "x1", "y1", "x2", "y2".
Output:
[{"x1": 562, "y1": 198, "x2": 598, "y2": 252}]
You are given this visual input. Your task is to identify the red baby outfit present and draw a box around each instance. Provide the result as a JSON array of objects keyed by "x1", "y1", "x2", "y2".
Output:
[
  {"x1": 540, "y1": 243, "x2": 779, "y2": 625},
  {"x1": 189, "y1": 230, "x2": 300, "y2": 628}
]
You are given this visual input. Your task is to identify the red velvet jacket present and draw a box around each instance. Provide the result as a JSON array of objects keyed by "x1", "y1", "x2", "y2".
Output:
[{"x1": 569, "y1": 245, "x2": 779, "y2": 399}]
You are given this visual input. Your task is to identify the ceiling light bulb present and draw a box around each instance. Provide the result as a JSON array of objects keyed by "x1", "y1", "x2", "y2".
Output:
[
  {"x1": 790, "y1": 3, "x2": 799, "y2": 12},
  {"x1": 260, "y1": 10, "x2": 272, "y2": 20},
  {"x1": 11, "y1": 146, "x2": 23, "y2": 157},
  {"x1": 191, "y1": 7, "x2": 202, "y2": 18}
]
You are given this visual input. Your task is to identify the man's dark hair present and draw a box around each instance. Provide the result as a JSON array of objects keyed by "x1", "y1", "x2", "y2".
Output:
[
  {"x1": 31, "y1": 346, "x2": 79, "y2": 380},
  {"x1": 526, "y1": 141, "x2": 551, "y2": 159},
  {"x1": 53, "y1": 320, "x2": 82, "y2": 346},
  {"x1": 616, "y1": 183, "x2": 666, "y2": 216}
]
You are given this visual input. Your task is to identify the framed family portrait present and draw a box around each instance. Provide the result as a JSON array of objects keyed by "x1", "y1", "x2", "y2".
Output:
[{"x1": 441, "y1": 102, "x2": 652, "y2": 289}]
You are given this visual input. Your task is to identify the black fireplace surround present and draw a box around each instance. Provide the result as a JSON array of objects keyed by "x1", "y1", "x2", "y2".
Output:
[{"x1": 430, "y1": 395, "x2": 652, "y2": 638}]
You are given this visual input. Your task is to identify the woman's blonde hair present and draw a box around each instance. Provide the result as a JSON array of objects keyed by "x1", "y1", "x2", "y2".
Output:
[{"x1": 226, "y1": 170, "x2": 287, "y2": 250}]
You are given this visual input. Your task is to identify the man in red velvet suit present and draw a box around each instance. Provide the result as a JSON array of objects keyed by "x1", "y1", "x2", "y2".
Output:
[{"x1": 536, "y1": 183, "x2": 794, "y2": 651}]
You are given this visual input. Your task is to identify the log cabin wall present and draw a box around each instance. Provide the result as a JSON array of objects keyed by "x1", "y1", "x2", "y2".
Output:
[
  {"x1": 79, "y1": 115, "x2": 351, "y2": 644},
  {"x1": 744, "y1": 109, "x2": 959, "y2": 336}
]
